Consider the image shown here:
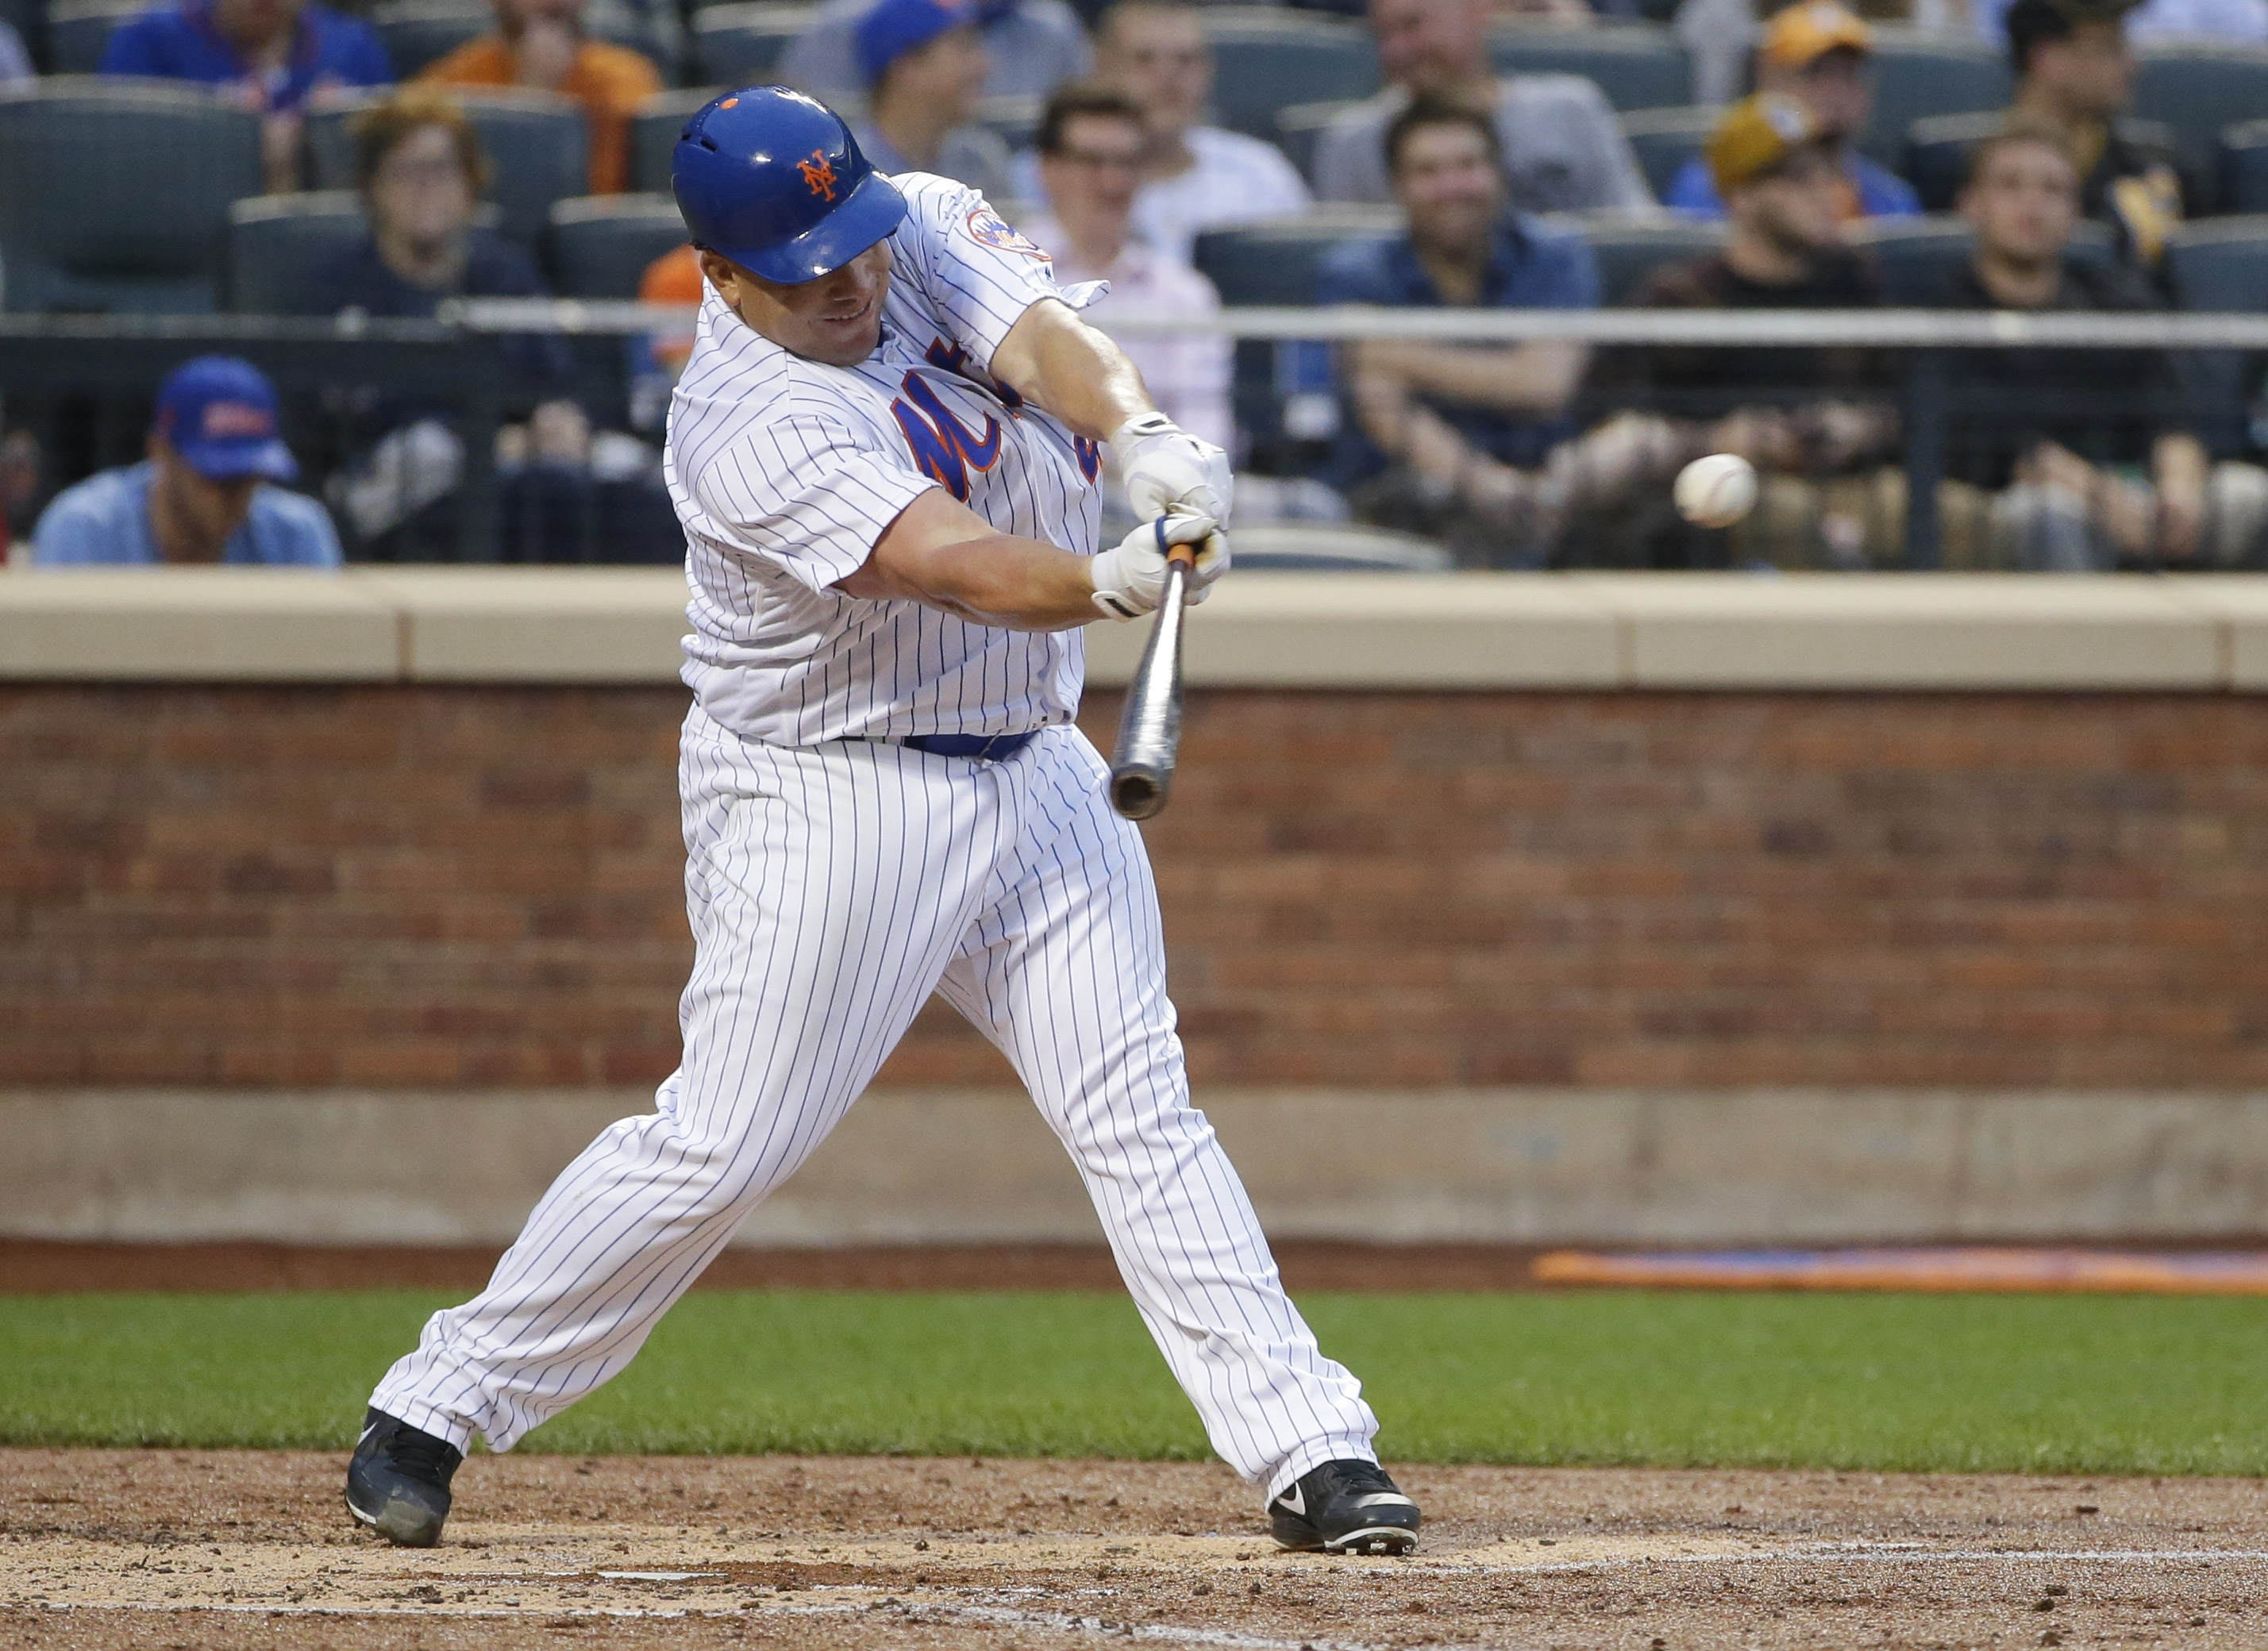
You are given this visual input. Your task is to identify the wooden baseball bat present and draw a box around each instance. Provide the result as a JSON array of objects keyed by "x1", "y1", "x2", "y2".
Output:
[{"x1": 1106, "y1": 541, "x2": 1196, "y2": 821}]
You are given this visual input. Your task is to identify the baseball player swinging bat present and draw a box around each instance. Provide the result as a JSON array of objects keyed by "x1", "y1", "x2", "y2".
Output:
[
  {"x1": 345, "y1": 84, "x2": 1419, "y2": 1564},
  {"x1": 1107, "y1": 529, "x2": 1196, "y2": 820}
]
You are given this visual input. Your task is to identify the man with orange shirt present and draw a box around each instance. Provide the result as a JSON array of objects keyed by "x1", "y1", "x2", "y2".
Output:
[{"x1": 420, "y1": 0, "x2": 658, "y2": 193}]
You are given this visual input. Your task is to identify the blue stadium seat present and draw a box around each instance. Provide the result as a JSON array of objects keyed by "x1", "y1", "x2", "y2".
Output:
[
  {"x1": 2168, "y1": 214, "x2": 2268, "y2": 312},
  {"x1": 225, "y1": 191, "x2": 367, "y2": 313},
  {"x1": 306, "y1": 87, "x2": 591, "y2": 245},
  {"x1": 1204, "y1": 8, "x2": 1379, "y2": 142},
  {"x1": 548, "y1": 193, "x2": 688, "y2": 298},
  {"x1": 1274, "y1": 97, "x2": 1357, "y2": 187},
  {"x1": 1860, "y1": 28, "x2": 2008, "y2": 166},
  {"x1": 228, "y1": 190, "x2": 510, "y2": 310},
  {"x1": 1559, "y1": 213, "x2": 1724, "y2": 305},
  {"x1": 2220, "y1": 119, "x2": 2268, "y2": 217},
  {"x1": 630, "y1": 87, "x2": 720, "y2": 194},
  {"x1": 1852, "y1": 212, "x2": 2115, "y2": 304},
  {"x1": 1902, "y1": 110, "x2": 2002, "y2": 214},
  {"x1": 44, "y1": 0, "x2": 148, "y2": 73},
  {"x1": 1193, "y1": 207, "x2": 1400, "y2": 454},
  {"x1": 1618, "y1": 105, "x2": 1715, "y2": 202},
  {"x1": 692, "y1": 2, "x2": 814, "y2": 89},
  {"x1": 1488, "y1": 25, "x2": 1690, "y2": 112},
  {"x1": 0, "y1": 78, "x2": 263, "y2": 313},
  {"x1": 2135, "y1": 44, "x2": 2268, "y2": 202}
]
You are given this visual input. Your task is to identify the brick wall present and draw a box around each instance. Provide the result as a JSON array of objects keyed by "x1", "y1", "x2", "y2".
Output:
[{"x1": 7, "y1": 683, "x2": 2267, "y2": 1090}]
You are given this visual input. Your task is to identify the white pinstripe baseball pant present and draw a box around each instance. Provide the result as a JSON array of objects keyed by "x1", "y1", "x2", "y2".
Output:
[{"x1": 372, "y1": 710, "x2": 1379, "y2": 1495}]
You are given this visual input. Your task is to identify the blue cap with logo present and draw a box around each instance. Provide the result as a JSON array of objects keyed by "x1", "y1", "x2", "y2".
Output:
[
  {"x1": 857, "y1": 0, "x2": 977, "y2": 83},
  {"x1": 152, "y1": 356, "x2": 297, "y2": 483}
]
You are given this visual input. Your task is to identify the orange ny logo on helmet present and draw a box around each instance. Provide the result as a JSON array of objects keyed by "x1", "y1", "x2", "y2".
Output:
[{"x1": 796, "y1": 150, "x2": 839, "y2": 202}]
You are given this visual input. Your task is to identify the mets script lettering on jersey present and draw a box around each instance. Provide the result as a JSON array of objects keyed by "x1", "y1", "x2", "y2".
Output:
[{"x1": 660, "y1": 172, "x2": 1107, "y2": 748}]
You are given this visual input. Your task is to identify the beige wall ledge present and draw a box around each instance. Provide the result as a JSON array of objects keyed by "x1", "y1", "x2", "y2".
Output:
[
  {"x1": 4, "y1": 1088, "x2": 2263, "y2": 1247},
  {"x1": 6, "y1": 565, "x2": 2268, "y2": 691}
]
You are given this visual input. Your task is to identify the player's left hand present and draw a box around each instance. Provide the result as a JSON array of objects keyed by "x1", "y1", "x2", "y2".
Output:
[
  {"x1": 1089, "y1": 510, "x2": 1230, "y2": 621},
  {"x1": 1113, "y1": 413, "x2": 1232, "y2": 527}
]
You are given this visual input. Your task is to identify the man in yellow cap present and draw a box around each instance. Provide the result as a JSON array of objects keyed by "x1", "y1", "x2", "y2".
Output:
[{"x1": 1664, "y1": 0, "x2": 1920, "y2": 221}]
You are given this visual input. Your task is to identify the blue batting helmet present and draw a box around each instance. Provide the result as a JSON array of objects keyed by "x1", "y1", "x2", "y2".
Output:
[{"x1": 671, "y1": 87, "x2": 908, "y2": 285}]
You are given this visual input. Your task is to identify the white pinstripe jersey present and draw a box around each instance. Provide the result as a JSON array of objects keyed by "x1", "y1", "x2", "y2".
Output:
[{"x1": 664, "y1": 171, "x2": 1108, "y2": 748}]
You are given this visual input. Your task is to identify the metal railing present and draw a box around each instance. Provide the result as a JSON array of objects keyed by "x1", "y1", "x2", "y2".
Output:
[{"x1": 4, "y1": 305, "x2": 2263, "y2": 570}]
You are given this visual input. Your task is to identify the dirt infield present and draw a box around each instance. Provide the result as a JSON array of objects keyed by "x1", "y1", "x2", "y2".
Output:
[{"x1": 4, "y1": 1451, "x2": 2262, "y2": 1650}]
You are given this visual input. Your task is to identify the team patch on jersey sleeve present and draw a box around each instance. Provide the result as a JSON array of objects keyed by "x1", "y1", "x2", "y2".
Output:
[{"x1": 963, "y1": 206, "x2": 1051, "y2": 260}]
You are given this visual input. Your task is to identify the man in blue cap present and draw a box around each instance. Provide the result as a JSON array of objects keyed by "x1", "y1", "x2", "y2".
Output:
[
  {"x1": 847, "y1": 0, "x2": 1012, "y2": 200},
  {"x1": 32, "y1": 356, "x2": 344, "y2": 568}
]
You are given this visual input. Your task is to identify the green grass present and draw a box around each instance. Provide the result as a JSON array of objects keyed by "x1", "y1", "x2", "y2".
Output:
[{"x1": 2, "y1": 1290, "x2": 2263, "y2": 1475}]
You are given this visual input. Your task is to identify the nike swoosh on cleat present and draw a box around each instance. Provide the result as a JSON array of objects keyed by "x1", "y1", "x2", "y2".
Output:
[
  {"x1": 1349, "y1": 1492, "x2": 1418, "y2": 1509},
  {"x1": 358, "y1": 1423, "x2": 379, "y2": 1447},
  {"x1": 1275, "y1": 1484, "x2": 1306, "y2": 1516}
]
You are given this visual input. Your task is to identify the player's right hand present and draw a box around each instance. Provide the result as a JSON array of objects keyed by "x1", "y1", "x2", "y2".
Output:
[{"x1": 1088, "y1": 511, "x2": 1229, "y2": 621}]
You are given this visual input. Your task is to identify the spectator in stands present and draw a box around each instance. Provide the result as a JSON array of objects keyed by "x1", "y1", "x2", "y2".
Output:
[
  {"x1": 2000, "y1": 0, "x2": 2189, "y2": 267},
  {"x1": 1317, "y1": 97, "x2": 1599, "y2": 566},
  {"x1": 1934, "y1": 125, "x2": 2266, "y2": 568},
  {"x1": 629, "y1": 244, "x2": 701, "y2": 435},
  {"x1": 1664, "y1": 2, "x2": 1920, "y2": 223},
  {"x1": 848, "y1": 0, "x2": 1013, "y2": 202},
  {"x1": 294, "y1": 87, "x2": 673, "y2": 560},
  {"x1": 1078, "y1": 0, "x2": 1311, "y2": 262},
  {"x1": 418, "y1": 0, "x2": 660, "y2": 195},
  {"x1": 102, "y1": 0, "x2": 394, "y2": 191},
  {"x1": 1583, "y1": 93, "x2": 1899, "y2": 566},
  {"x1": 1025, "y1": 85, "x2": 1233, "y2": 463},
  {"x1": 1312, "y1": 0, "x2": 1655, "y2": 213},
  {"x1": 781, "y1": 0, "x2": 1089, "y2": 110},
  {"x1": 31, "y1": 356, "x2": 341, "y2": 568},
  {"x1": 0, "y1": 17, "x2": 33, "y2": 83}
]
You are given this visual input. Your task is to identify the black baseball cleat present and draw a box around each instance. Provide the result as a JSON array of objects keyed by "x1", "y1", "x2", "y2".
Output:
[
  {"x1": 345, "y1": 1407, "x2": 463, "y2": 1547},
  {"x1": 1269, "y1": 1458, "x2": 1421, "y2": 1554}
]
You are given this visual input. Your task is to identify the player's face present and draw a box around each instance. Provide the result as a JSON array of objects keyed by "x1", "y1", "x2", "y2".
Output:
[
  {"x1": 1962, "y1": 140, "x2": 2080, "y2": 269},
  {"x1": 1097, "y1": 8, "x2": 1211, "y2": 138},
  {"x1": 704, "y1": 241, "x2": 895, "y2": 368}
]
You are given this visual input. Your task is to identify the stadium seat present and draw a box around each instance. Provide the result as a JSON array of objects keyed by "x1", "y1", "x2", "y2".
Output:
[
  {"x1": 1194, "y1": 207, "x2": 1400, "y2": 456},
  {"x1": 306, "y1": 88, "x2": 591, "y2": 246},
  {"x1": 630, "y1": 87, "x2": 719, "y2": 194},
  {"x1": 548, "y1": 193, "x2": 688, "y2": 298},
  {"x1": 1902, "y1": 111, "x2": 2002, "y2": 214},
  {"x1": 1618, "y1": 105, "x2": 1716, "y2": 202},
  {"x1": 1274, "y1": 98, "x2": 1357, "y2": 187},
  {"x1": 1488, "y1": 24, "x2": 1690, "y2": 112},
  {"x1": 2168, "y1": 214, "x2": 2268, "y2": 312},
  {"x1": 2135, "y1": 44, "x2": 2268, "y2": 200},
  {"x1": 1859, "y1": 29, "x2": 2008, "y2": 166},
  {"x1": 692, "y1": 2, "x2": 814, "y2": 89},
  {"x1": 225, "y1": 191, "x2": 367, "y2": 313},
  {"x1": 0, "y1": 78, "x2": 263, "y2": 313},
  {"x1": 1852, "y1": 213, "x2": 2117, "y2": 302},
  {"x1": 1193, "y1": 206, "x2": 1402, "y2": 306},
  {"x1": 1203, "y1": 7, "x2": 1379, "y2": 142},
  {"x1": 44, "y1": 0, "x2": 148, "y2": 73},
  {"x1": 2220, "y1": 120, "x2": 2268, "y2": 217},
  {"x1": 1558, "y1": 214, "x2": 1724, "y2": 305}
]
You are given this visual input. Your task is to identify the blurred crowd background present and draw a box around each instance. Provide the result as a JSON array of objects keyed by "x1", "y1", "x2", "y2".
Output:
[{"x1": 5, "y1": 0, "x2": 2268, "y2": 572}]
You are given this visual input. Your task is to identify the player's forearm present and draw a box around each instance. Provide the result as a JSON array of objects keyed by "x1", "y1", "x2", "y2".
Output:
[
  {"x1": 988, "y1": 298, "x2": 1153, "y2": 441},
  {"x1": 840, "y1": 491, "x2": 1099, "y2": 629}
]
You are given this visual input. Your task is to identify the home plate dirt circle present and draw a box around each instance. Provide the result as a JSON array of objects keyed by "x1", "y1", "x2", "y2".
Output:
[{"x1": 6, "y1": 1451, "x2": 2266, "y2": 1649}]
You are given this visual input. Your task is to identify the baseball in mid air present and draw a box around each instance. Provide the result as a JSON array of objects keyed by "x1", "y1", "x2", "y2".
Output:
[{"x1": 1673, "y1": 453, "x2": 1758, "y2": 529}]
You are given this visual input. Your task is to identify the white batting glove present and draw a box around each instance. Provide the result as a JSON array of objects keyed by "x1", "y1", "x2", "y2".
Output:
[
  {"x1": 1088, "y1": 511, "x2": 1230, "y2": 621},
  {"x1": 1112, "y1": 411, "x2": 1233, "y2": 527}
]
